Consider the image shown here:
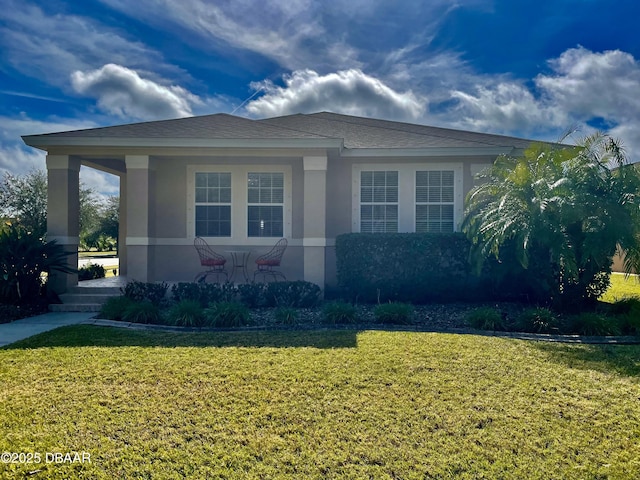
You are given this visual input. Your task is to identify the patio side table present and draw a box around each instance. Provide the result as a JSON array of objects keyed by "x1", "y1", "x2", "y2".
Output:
[{"x1": 226, "y1": 250, "x2": 251, "y2": 283}]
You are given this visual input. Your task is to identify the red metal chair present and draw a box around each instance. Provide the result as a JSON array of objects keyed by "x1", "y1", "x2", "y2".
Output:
[
  {"x1": 253, "y1": 238, "x2": 287, "y2": 282},
  {"x1": 194, "y1": 237, "x2": 228, "y2": 283}
]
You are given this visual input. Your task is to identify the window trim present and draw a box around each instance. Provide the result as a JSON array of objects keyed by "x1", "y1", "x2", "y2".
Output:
[
  {"x1": 247, "y1": 171, "x2": 285, "y2": 238},
  {"x1": 187, "y1": 164, "x2": 292, "y2": 246},
  {"x1": 359, "y1": 170, "x2": 399, "y2": 233},
  {"x1": 352, "y1": 163, "x2": 463, "y2": 233},
  {"x1": 195, "y1": 172, "x2": 232, "y2": 238},
  {"x1": 415, "y1": 170, "x2": 456, "y2": 233}
]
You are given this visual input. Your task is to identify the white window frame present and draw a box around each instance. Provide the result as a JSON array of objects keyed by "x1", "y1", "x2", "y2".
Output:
[
  {"x1": 194, "y1": 172, "x2": 232, "y2": 237},
  {"x1": 352, "y1": 163, "x2": 463, "y2": 233},
  {"x1": 415, "y1": 170, "x2": 456, "y2": 233},
  {"x1": 359, "y1": 170, "x2": 399, "y2": 233},
  {"x1": 247, "y1": 172, "x2": 285, "y2": 238},
  {"x1": 187, "y1": 164, "x2": 292, "y2": 246}
]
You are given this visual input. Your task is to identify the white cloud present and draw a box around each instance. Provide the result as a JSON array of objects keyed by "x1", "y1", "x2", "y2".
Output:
[
  {"x1": 246, "y1": 69, "x2": 425, "y2": 121},
  {"x1": 98, "y1": 0, "x2": 360, "y2": 71},
  {"x1": 448, "y1": 82, "x2": 567, "y2": 133},
  {"x1": 0, "y1": 143, "x2": 44, "y2": 177},
  {"x1": 0, "y1": 1, "x2": 182, "y2": 87},
  {"x1": 536, "y1": 47, "x2": 640, "y2": 125},
  {"x1": 71, "y1": 64, "x2": 201, "y2": 120},
  {"x1": 0, "y1": 114, "x2": 97, "y2": 177},
  {"x1": 0, "y1": 115, "x2": 98, "y2": 140},
  {"x1": 393, "y1": 47, "x2": 640, "y2": 161},
  {"x1": 0, "y1": 114, "x2": 119, "y2": 196},
  {"x1": 79, "y1": 167, "x2": 120, "y2": 200}
]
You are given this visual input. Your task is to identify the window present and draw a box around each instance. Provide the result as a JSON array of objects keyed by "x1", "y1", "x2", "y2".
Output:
[
  {"x1": 247, "y1": 172, "x2": 284, "y2": 237},
  {"x1": 353, "y1": 164, "x2": 462, "y2": 234},
  {"x1": 415, "y1": 170, "x2": 454, "y2": 233},
  {"x1": 360, "y1": 171, "x2": 398, "y2": 233},
  {"x1": 195, "y1": 172, "x2": 231, "y2": 237}
]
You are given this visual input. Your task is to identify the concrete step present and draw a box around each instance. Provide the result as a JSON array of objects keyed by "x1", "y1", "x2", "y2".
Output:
[
  {"x1": 59, "y1": 293, "x2": 116, "y2": 304},
  {"x1": 50, "y1": 286, "x2": 122, "y2": 313},
  {"x1": 49, "y1": 303, "x2": 103, "y2": 313},
  {"x1": 67, "y1": 286, "x2": 122, "y2": 295}
]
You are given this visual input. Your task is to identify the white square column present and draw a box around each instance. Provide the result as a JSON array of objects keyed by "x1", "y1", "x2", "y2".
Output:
[{"x1": 303, "y1": 156, "x2": 327, "y2": 289}]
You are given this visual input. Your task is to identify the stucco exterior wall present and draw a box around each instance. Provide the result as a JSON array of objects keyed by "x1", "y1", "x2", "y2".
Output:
[
  {"x1": 134, "y1": 155, "x2": 305, "y2": 282},
  {"x1": 90, "y1": 152, "x2": 498, "y2": 286}
]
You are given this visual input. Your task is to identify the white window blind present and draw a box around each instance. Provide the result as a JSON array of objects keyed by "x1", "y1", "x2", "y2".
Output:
[
  {"x1": 360, "y1": 171, "x2": 398, "y2": 233},
  {"x1": 415, "y1": 170, "x2": 454, "y2": 233}
]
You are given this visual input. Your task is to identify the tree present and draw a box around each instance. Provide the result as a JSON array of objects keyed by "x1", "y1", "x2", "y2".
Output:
[
  {"x1": 99, "y1": 195, "x2": 119, "y2": 250},
  {"x1": 0, "y1": 169, "x2": 111, "y2": 248},
  {"x1": 462, "y1": 133, "x2": 640, "y2": 309},
  {"x1": 0, "y1": 169, "x2": 47, "y2": 238}
]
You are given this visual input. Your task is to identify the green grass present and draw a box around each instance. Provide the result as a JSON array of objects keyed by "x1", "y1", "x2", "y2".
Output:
[
  {"x1": 78, "y1": 251, "x2": 118, "y2": 258},
  {"x1": 2, "y1": 327, "x2": 640, "y2": 478},
  {"x1": 600, "y1": 273, "x2": 640, "y2": 303}
]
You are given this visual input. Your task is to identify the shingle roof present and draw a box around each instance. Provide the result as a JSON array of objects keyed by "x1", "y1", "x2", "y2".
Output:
[
  {"x1": 23, "y1": 111, "x2": 535, "y2": 150},
  {"x1": 28, "y1": 113, "x2": 329, "y2": 140},
  {"x1": 259, "y1": 112, "x2": 534, "y2": 149}
]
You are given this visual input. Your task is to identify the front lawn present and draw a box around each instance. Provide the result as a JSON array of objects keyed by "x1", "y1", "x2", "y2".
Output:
[
  {"x1": 2, "y1": 327, "x2": 640, "y2": 478},
  {"x1": 601, "y1": 273, "x2": 640, "y2": 303}
]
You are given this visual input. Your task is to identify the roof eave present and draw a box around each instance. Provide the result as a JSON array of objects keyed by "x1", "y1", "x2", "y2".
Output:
[
  {"x1": 21, "y1": 135, "x2": 344, "y2": 151},
  {"x1": 341, "y1": 146, "x2": 518, "y2": 157}
]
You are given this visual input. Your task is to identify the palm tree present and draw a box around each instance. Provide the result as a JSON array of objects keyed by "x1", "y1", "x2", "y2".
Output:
[{"x1": 462, "y1": 133, "x2": 640, "y2": 309}]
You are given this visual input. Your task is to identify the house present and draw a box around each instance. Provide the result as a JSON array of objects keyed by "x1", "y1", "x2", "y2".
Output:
[{"x1": 22, "y1": 112, "x2": 534, "y2": 294}]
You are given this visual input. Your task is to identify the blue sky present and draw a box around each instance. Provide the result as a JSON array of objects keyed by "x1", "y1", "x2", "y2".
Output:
[{"x1": 2, "y1": 0, "x2": 640, "y2": 195}]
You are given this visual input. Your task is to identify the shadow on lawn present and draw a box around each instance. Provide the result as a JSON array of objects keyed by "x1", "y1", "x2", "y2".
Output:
[
  {"x1": 4, "y1": 325, "x2": 359, "y2": 350},
  {"x1": 531, "y1": 342, "x2": 640, "y2": 378}
]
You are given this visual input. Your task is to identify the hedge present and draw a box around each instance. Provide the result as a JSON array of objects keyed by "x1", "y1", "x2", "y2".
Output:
[{"x1": 335, "y1": 233, "x2": 535, "y2": 303}]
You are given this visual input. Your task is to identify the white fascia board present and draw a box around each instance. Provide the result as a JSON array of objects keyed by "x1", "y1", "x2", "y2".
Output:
[
  {"x1": 341, "y1": 147, "x2": 516, "y2": 157},
  {"x1": 22, "y1": 136, "x2": 344, "y2": 151}
]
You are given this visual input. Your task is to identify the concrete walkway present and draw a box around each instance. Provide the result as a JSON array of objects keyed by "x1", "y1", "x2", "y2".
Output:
[{"x1": 0, "y1": 312, "x2": 96, "y2": 347}]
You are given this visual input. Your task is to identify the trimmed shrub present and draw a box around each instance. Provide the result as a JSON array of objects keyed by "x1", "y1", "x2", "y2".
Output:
[
  {"x1": 99, "y1": 295, "x2": 135, "y2": 321},
  {"x1": 610, "y1": 298, "x2": 640, "y2": 335},
  {"x1": 237, "y1": 283, "x2": 269, "y2": 308},
  {"x1": 323, "y1": 301, "x2": 358, "y2": 325},
  {"x1": 122, "y1": 300, "x2": 162, "y2": 324},
  {"x1": 465, "y1": 307, "x2": 505, "y2": 331},
  {"x1": 273, "y1": 306, "x2": 298, "y2": 325},
  {"x1": 515, "y1": 307, "x2": 560, "y2": 334},
  {"x1": 168, "y1": 300, "x2": 205, "y2": 327},
  {"x1": 336, "y1": 233, "x2": 473, "y2": 303},
  {"x1": 171, "y1": 282, "x2": 236, "y2": 307},
  {"x1": 122, "y1": 280, "x2": 168, "y2": 303},
  {"x1": 374, "y1": 302, "x2": 413, "y2": 325},
  {"x1": 205, "y1": 301, "x2": 250, "y2": 328},
  {"x1": 569, "y1": 313, "x2": 621, "y2": 336},
  {"x1": 78, "y1": 263, "x2": 106, "y2": 281},
  {"x1": 267, "y1": 281, "x2": 321, "y2": 308},
  {"x1": 335, "y1": 233, "x2": 542, "y2": 304}
]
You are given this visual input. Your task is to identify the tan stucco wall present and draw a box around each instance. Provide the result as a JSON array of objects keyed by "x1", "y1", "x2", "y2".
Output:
[
  {"x1": 128, "y1": 155, "x2": 304, "y2": 282},
  {"x1": 77, "y1": 151, "x2": 499, "y2": 286},
  {"x1": 153, "y1": 244, "x2": 304, "y2": 283}
]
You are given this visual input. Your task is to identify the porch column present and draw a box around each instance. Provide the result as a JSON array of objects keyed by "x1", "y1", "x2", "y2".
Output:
[
  {"x1": 46, "y1": 154, "x2": 80, "y2": 294},
  {"x1": 125, "y1": 155, "x2": 155, "y2": 282},
  {"x1": 118, "y1": 174, "x2": 127, "y2": 276},
  {"x1": 303, "y1": 156, "x2": 327, "y2": 288}
]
